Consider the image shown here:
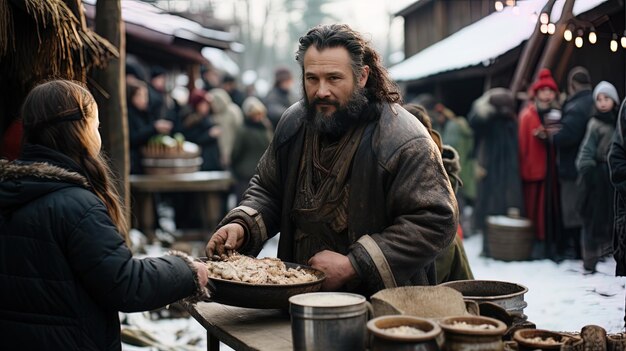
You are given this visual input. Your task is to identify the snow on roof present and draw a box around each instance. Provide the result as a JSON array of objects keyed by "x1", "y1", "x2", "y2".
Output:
[
  {"x1": 389, "y1": 0, "x2": 608, "y2": 82},
  {"x1": 83, "y1": 0, "x2": 236, "y2": 47}
]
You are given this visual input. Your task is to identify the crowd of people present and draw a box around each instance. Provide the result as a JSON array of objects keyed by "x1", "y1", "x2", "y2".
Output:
[{"x1": 2, "y1": 22, "x2": 626, "y2": 349}]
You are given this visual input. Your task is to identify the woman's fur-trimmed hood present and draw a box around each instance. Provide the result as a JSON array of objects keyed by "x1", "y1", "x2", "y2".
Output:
[
  {"x1": 0, "y1": 159, "x2": 90, "y2": 211},
  {"x1": 0, "y1": 159, "x2": 89, "y2": 187}
]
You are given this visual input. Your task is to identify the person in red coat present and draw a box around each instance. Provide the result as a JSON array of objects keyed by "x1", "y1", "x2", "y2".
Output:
[{"x1": 518, "y1": 68, "x2": 562, "y2": 259}]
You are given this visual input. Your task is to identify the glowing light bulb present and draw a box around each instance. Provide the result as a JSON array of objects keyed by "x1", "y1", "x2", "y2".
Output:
[
  {"x1": 564, "y1": 29, "x2": 573, "y2": 41},
  {"x1": 547, "y1": 23, "x2": 556, "y2": 35},
  {"x1": 611, "y1": 39, "x2": 618, "y2": 52},
  {"x1": 621, "y1": 35, "x2": 626, "y2": 48},
  {"x1": 506, "y1": 0, "x2": 516, "y2": 6},
  {"x1": 588, "y1": 31, "x2": 597, "y2": 44},
  {"x1": 575, "y1": 36, "x2": 583, "y2": 48},
  {"x1": 540, "y1": 24, "x2": 548, "y2": 34},
  {"x1": 495, "y1": 1, "x2": 504, "y2": 11},
  {"x1": 540, "y1": 13, "x2": 549, "y2": 25}
]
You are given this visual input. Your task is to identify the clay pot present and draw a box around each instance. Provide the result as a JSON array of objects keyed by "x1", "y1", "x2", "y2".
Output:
[
  {"x1": 439, "y1": 315, "x2": 507, "y2": 351},
  {"x1": 367, "y1": 315, "x2": 443, "y2": 351},
  {"x1": 512, "y1": 329, "x2": 569, "y2": 351}
]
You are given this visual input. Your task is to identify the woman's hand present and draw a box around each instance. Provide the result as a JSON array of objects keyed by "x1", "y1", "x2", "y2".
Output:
[{"x1": 192, "y1": 261, "x2": 209, "y2": 288}]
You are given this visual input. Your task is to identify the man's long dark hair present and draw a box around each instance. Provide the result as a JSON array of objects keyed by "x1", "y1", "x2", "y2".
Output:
[{"x1": 295, "y1": 24, "x2": 402, "y2": 105}]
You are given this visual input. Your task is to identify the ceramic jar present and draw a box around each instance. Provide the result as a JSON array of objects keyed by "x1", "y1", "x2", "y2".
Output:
[
  {"x1": 368, "y1": 315, "x2": 443, "y2": 351},
  {"x1": 512, "y1": 328, "x2": 569, "y2": 351},
  {"x1": 439, "y1": 315, "x2": 507, "y2": 351}
]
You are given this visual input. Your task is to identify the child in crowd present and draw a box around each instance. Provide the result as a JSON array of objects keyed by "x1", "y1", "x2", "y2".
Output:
[{"x1": 577, "y1": 81, "x2": 620, "y2": 272}]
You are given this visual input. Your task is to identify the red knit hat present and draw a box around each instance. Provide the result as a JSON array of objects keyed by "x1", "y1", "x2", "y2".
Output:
[
  {"x1": 189, "y1": 89, "x2": 210, "y2": 109},
  {"x1": 530, "y1": 68, "x2": 559, "y2": 96}
]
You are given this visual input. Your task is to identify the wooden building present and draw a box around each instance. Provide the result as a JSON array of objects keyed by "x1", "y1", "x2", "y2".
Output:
[{"x1": 390, "y1": 0, "x2": 625, "y2": 117}]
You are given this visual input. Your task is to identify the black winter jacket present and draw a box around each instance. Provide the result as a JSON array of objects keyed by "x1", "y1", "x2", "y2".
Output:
[
  {"x1": 0, "y1": 145, "x2": 201, "y2": 350},
  {"x1": 219, "y1": 102, "x2": 458, "y2": 297},
  {"x1": 552, "y1": 89, "x2": 594, "y2": 180},
  {"x1": 609, "y1": 102, "x2": 626, "y2": 276}
]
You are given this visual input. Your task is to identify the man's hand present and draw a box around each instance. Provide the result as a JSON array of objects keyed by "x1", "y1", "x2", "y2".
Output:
[
  {"x1": 308, "y1": 250, "x2": 357, "y2": 291},
  {"x1": 206, "y1": 223, "x2": 245, "y2": 258}
]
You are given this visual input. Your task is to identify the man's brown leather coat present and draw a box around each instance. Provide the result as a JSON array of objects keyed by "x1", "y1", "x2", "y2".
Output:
[{"x1": 219, "y1": 101, "x2": 458, "y2": 296}]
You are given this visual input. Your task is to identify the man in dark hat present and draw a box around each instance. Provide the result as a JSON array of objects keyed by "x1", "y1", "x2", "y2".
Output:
[
  {"x1": 221, "y1": 73, "x2": 246, "y2": 108},
  {"x1": 148, "y1": 65, "x2": 176, "y2": 122},
  {"x1": 551, "y1": 66, "x2": 594, "y2": 260}
]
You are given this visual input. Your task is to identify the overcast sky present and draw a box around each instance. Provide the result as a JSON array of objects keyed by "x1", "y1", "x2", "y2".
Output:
[{"x1": 208, "y1": 0, "x2": 417, "y2": 64}]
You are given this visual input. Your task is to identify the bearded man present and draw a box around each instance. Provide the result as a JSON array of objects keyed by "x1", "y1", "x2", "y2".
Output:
[{"x1": 206, "y1": 24, "x2": 458, "y2": 296}]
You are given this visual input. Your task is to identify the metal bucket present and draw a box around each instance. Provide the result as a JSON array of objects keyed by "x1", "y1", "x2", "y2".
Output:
[
  {"x1": 289, "y1": 292, "x2": 368, "y2": 351},
  {"x1": 440, "y1": 280, "x2": 528, "y2": 322}
]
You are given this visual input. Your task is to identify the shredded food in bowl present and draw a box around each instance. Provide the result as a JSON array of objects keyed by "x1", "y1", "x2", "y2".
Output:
[{"x1": 206, "y1": 254, "x2": 318, "y2": 285}]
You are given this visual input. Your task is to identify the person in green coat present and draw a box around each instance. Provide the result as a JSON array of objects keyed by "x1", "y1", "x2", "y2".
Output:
[
  {"x1": 231, "y1": 96, "x2": 274, "y2": 202},
  {"x1": 404, "y1": 104, "x2": 474, "y2": 283}
]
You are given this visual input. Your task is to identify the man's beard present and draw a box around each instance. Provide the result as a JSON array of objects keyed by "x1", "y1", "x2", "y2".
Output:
[{"x1": 305, "y1": 87, "x2": 369, "y2": 139}]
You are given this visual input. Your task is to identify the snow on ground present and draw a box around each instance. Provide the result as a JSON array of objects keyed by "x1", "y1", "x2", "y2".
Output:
[
  {"x1": 121, "y1": 233, "x2": 625, "y2": 350},
  {"x1": 463, "y1": 233, "x2": 626, "y2": 333}
]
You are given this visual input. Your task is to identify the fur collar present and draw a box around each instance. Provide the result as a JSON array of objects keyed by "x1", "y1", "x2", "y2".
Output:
[{"x1": 0, "y1": 159, "x2": 90, "y2": 188}]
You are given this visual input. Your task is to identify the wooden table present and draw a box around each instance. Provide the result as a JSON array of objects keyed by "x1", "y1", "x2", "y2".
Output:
[
  {"x1": 129, "y1": 171, "x2": 234, "y2": 242},
  {"x1": 187, "y1": 302, "x2": 292, "y2": 351}
]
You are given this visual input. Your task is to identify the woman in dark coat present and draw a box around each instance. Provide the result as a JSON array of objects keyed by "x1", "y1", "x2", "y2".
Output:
[
  {"x1": 468, "y1": 88, "x2": 524, "y2": 256},
  {"x1": 181, "y1": 89, "x2": 222, "y2": 171},
  {"x1": 0, "y1": 80, "x2": 208, "y2": 350},
  {"x1": 127, "y1": 77, "x2": 173, "y2": 174}
]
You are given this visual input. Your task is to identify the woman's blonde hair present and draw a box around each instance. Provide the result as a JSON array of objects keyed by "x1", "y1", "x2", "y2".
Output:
[{"x1": 22, "y1": 79, "x2": 129, "y2": 242}]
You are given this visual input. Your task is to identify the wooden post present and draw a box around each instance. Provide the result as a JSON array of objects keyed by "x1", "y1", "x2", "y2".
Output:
[
  {"x1": 510, "y1": 0, "x2": 558, "y2": 96},
  {"x1": 91, "y1": 0, "x2": 130, "y2": 229}
]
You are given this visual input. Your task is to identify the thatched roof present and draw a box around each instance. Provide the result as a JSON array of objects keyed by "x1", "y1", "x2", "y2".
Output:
[{"x1": 0, "y1": 0, "x2": 118, "y2": 130}]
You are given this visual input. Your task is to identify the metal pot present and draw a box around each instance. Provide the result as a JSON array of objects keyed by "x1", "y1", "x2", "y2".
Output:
[
  {"x1": 440, "y1": 280, "x2": 528, "y2": 322},
  {"x1": 289, "y1": 292, "x2": 368, "y2": 351}
]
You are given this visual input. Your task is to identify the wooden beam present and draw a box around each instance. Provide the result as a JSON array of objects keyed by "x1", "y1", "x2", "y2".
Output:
[
  {"x1": 91, "y1": 0, "x2": 130, "y2": 234},
  {"x1": 510, "y1": 0, "x2": 557, "y2": 96},
  {"x1": 533, "y1": 0, "x2": 576, "y2": 80}
]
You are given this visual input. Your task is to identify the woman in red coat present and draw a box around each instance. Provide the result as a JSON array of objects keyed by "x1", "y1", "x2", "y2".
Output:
[{"x1": 518, "y1": 68, "x2": 562, "y2": 259}]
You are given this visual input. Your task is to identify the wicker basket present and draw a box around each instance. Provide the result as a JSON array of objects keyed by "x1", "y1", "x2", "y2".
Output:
[
  {"x1": 486, "y1": 214, "x2": 534, "y2": 261},
  {"x1": 141, "y1": 141, "x2": 202, "y2": 175}
]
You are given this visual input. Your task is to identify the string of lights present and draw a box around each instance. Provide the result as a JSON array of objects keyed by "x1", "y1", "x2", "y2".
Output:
[{"x1": 494, "y1": 0, "x2": 625, "y2": 52}]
